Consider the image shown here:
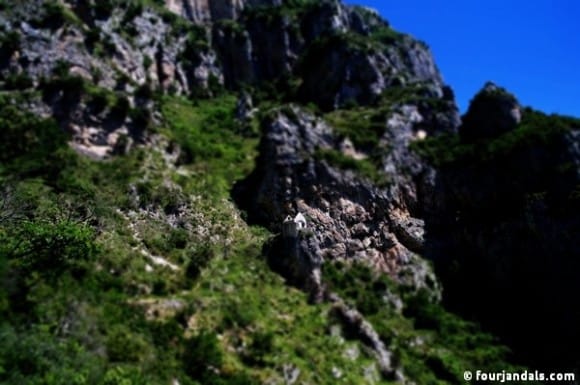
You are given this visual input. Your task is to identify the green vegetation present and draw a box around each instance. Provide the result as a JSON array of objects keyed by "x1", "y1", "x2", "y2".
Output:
[
  {"x1": 181, "y1": 242, "x2": 382, "y2": 385},
  {"x1": 0, "y1": 80, "x2": 525, "y2": 383},
  {"x1": 0, "y1": 30, "x2": 20, "y2": 58},
  {"x1": 320, "y1": 106, "x2": 393, "y2": 186},
  {"x1": 160, "y1": 95, "x2": 259, "y2": 196},
  {"x1": 177, "y1": 26, "x2": 210, "y2": 65},
  {"x1": 324, "y1": 106, "x2": 387, "y2": 149},
  {"x1": 412, "y1": 107, "x2": 580, "y2": 167},
  {"x1": 241, "y1": 0, "x2": 317, "y2": 25},
  {"x1": 0, "y1": 87, "x2": 382, "y2": 383},
  {"x1": 31, "y1": 2, "x2": 82, "y2": 30},
  {"x1": 0, "y1": 1, "x2": 553, "y2": 382},
  {"x1": 315, "y1": 148, "x2": 391, "y2": 187},
  {"x1": 3, "y1": 72, "x2": 34, "y2": 90},
  {"x1": 370, "y1": 26, "x2": 405, "y2": 45},
  {"x1": 323, "y1": 261, "x2": 535, "y2": 384},
  {"x1": 0, "y1": 92, "x2": 67, "y2": 177},
  {"x1": 0, "y1": 86, "x2": 254, "y2": 384}
]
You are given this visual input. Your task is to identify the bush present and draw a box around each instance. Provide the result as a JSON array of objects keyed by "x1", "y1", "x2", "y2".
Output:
[
  {"x1": 371, "y1": 26, "x2": 404, "y2": 45},
  {"x1": 168, "y1": 228, "x2": 188, "y2": 249},
  {"x1": 134, "y1": 82, "x2": 154, "y2": 100},
  {"x1": 110, "y1": 95, "x2": 131, "y2": 120},
  {"x1": 183, "y1": 331, "x2": 223, "y2": 380},
  {"x1": 122, "y1": 2, "x2": 144, "y2": 24},
  {"x1": 185, "y1": 245, "x2": 214, "y2": 280},
  {"x1": 4, "y1": 219, "x2": 98, "y2": 280},
  {"x1": 143, "y1": 55, "x2": 153, "y2": 70},
  {"x1": 85, "y1": 28, "x2": 101, "y2": 51},
  {"x1": 36, "y1": 3, "x2": 68, "y2": 30},
  {"x1": 93, "y1": 0, "x2": 115, "y2": 20},
  {"x1": 3, "y1": 73, "x2": 34, "y2": 90},
  {"x1": 222, "y1": 301, "x2": 256, "y2": 329},
  {"x1": 314, "y1": 149, "x2": 390, "y2": 187},
  {"x1": 0, "y1": 31, "x2": 20, "y2": 57},
  {"x1": 178, "y1": 27, "x2": 209, "y2": 64},
  {"x1": 244, "y1": 331, "x2": 274, "y2": 366},
  {"x1": 106, "y1": 325, "x2": 150, "y2": 363},
  {"x1": 87, "y1": 89, "x2": 110, "y2": 114},
  {"x1": 323, "y1": 108, "x2": 386, "y2": 149},
  {"x1": 103, "y1": 366, "x2": 147, "y2": 385},
  {"x1": 40, "y1": 64, "x2": 87, "y2": 103},
  {"x1": 129, "y1": 107, "x2": 152, "y2": 131},
  {"x1": 0, "y1": 96, "x2": 67, "y2": 170}
]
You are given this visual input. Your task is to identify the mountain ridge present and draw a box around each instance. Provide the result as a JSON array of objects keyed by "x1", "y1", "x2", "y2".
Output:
[{"x1": 0, "y1": 0, "x2": 578, "y2": 384}]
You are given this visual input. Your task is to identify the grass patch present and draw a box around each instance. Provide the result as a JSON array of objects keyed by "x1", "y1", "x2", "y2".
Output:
[
  {"x1": 315, "y1": 148, "x2": 390, "y2": 187},
  {"x1": 160, "y1": 95, "x2": 259, "y2": 198},
  {"x1": 324, "y1": 107, "x2": 387, "y2": 149}
]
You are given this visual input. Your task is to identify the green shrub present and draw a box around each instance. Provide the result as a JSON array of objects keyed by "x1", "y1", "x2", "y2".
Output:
[
  {"x1": 110, "y1": 95, "x2": 131, "y2": 120},
  {"x1": 371, "y1": 26, "x2": 404, "y2": 45},
  {"x1": 102, "y1": 366, "x2": 147, "y2": 385},
  {"x1": 182, "y1": 331, "x2": 223, "y2": 380},
  {"x1": 412, "y1": 107, "x2": 580, "y2": 167},
  {"x1": 134, "y1": 82, "x2": 154, "y2": 100},
  {"x1": 40, "y1": 64, "x2": 87, "y2": 103},
  {"x1": 222, "y1": 301, "x2": 256, "y2": 329},
  {"x1": 106, "y1": 325, "x2": 150, "y2": 363},
  {"x1": 0, "y1": 31, "x2": 20, "y2": 57},
  {"x1": 0, "y1": 96, "x2": 67, "y2": 174},
  {"x1": 143, "y1": 55, "x2": 153, "y2": 70},
  {"x1": 123, "y1": 2, "x2": 144, "y2": 24},
  {"x1": 4, "y1": 219, "x2": 98, "y2": 280},
  {"x1": 323, "y1": 108, "x2": 386, "y2": 149},
  {"x1": 36, "y1": 3, "x2": 67, "y2": 30},
  {"x1": 241, "y1": 330, "x2": 274, "y2": 366},
  {"x1": 2, "y1": 73, "x2": 33, "y2": 90},
  {"x1": 185, "y1": 245, "x2": 214, "y2": 280},
  {"x1": 315, "y1": 149, "x2": 390, "y2": 187},
  {"x1": 85, "y1": 28, "x2": 101, "y2": 51},
  {"x1": 168, "y1": 228, "x2": 188, "y2": 249},
  {"x1": 129, "y1": 107, "x2": 152, "y2": 131}
]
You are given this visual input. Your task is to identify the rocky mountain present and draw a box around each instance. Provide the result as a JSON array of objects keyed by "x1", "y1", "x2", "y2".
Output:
[
  {"x1": 0, "y1": 0, "x2": 578, "y2": 384},
  {"x1": 418, "y1": 83, "x2": 580, "y2": 371}
]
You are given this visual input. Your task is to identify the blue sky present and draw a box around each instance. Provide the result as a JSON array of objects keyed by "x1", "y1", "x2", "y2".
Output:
[{"x1": 347, "y1": 0, "x2": 580, "y2": 117}]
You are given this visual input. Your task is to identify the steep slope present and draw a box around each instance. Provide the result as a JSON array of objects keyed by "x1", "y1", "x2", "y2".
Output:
[
  {"x1": 414, "y1": 83, "x2": 580, "y2": 371},
  {"x1": 0, "y1": 0, "x2": 576, "y2": 384}
]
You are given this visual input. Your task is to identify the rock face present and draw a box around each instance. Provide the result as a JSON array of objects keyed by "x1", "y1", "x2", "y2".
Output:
[
  {"x1": 423, "y1": 92, "x2": 580, "y2": 370},
  {"x1": 233, "y1": 105, "x2": 451, "y2": 300},
  {"x1": 460, "y1": 81, "x2": 521, "y2": 142},
  {"x1": 212, "y1": 1, "x2": 445, "y2": 109},
  {"x1": 0, "y1": 3, "x2": 197, "y2": 157},
  {"x1": 0, "y1": 0, "x2": 450, "y2": 155},
  {"x1": 165, "y1": 0, "x2": 281, "y2": 23}
]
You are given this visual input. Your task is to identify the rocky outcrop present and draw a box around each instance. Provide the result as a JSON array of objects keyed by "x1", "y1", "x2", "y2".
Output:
[
  {"x1": 233, "y1": 106, "x2": 446, "y2": 299},
  {"x1": 328, "y1": 292, "x2": 399, "y2": 379},
  {"x1": 0, "y1": 4, "x2": 187, "y2": 157},
  {"x1": 422, "y1": 85, "x2": 580, "y2": 370},
  {"x1": 0, "y1": 0, "x2": 455, "y2": 156},
  {"x1": 460, "y1": 81, "x2": 521, "y2": 142},
  {"x1": 212, "y1": 1, "x2": 447, "y2": 109},
  {"x1": 165, "y1": 0, "x2": 281, "y2": 23}
]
